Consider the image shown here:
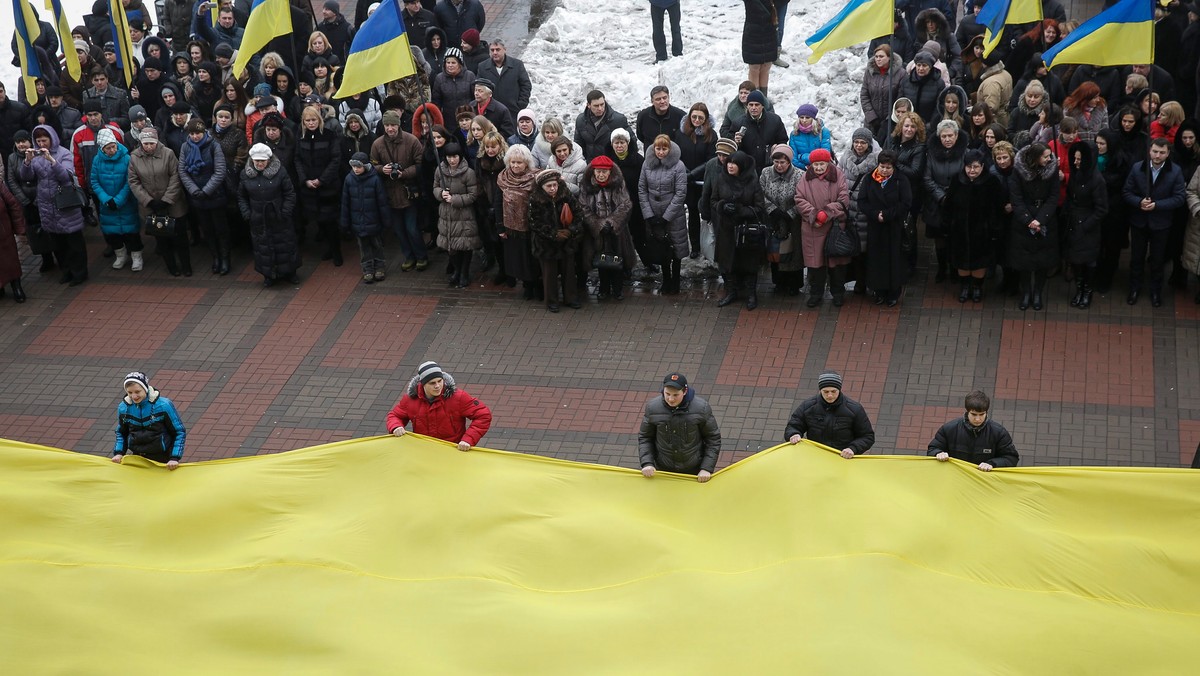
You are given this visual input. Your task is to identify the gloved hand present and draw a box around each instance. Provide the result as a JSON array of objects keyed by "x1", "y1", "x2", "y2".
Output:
[
  {"x1": 148, "y1": 199, "x2": 168, "y2": 212},
  {"x1": 721, "y1": 202, "x2": 738, "y2": 217},
  {"x1": 816, "y1": 210, "x2": 828, "y2": 224},
  {"x1": 105, "y1": 199, "x2": 117, "y2": 210}
]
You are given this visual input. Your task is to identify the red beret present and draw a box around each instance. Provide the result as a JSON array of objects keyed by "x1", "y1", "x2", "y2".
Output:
[{"x1": 590, "y1": 155, "x2": 615, "y2": 170}]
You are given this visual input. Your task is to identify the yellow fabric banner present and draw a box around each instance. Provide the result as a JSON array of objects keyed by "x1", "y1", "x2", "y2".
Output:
[{"x1": 1, "y1": 436, "x2": 1197, "y2": 672}]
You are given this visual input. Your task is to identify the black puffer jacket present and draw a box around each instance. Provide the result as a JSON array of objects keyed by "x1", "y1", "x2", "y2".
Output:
[
  {"x1": 926, "y1": 415, "x2": 1019, "y2": 467},
  {"x1": 1007, "y1": 146, "x2": 1061, "y2": 271},
  {"x1": 574, "y1": 105, "x2": 633, "y2": 161},
  {"x1": 921, "y1": 130, "x2": 968, "y2": 238},
  {"x1": 741, "y1": 0, "x2": 779, "y2": 65},
  {"x1": 238, "y1": 156, "x2": 299, "y2": 278},
  {"x1": 784, "y1": 394, "x2": 875, "y2": 455},
  {"x1": 340, "y1": 164, "x2": 389, "y2": 238},
  {"x1": 295, "y1": 123, "x2": 342, "y2": 222},
  {"x1": 1064, "y1": 141, "x2": 1108, "y2": 265},
  {"x1": 638, "y1": 388, "x2": 722, "y2": 474}
]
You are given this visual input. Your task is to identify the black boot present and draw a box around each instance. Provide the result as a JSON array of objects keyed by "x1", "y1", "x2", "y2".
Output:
[
  {"x1": 1032, "y1": 273, "x2": 1044, "y2": 311},
  {"x1": 456, "y1": 253, "x2": 471, "y2": 288},
  {"x1": 958, "y1": 275, "x2": 970, "y2": 303},
  {"x1": 1070, "y1": 281, "x2": 1084, "y2": 307},
  {"x1": 211, "y1": 254, "x2": 221, "y2": 274},
  {"x1": 717, "y1": 276, "x2": 739, "y2": 306},
  {"x1": 218, "y1": 243, "x2": 231, "y2": 276},
  {"x1": 745, "y1": 276, "x2": 758, "y2": 310},
  {"x1": 1079, "y1": 284, "x2": 1093, "y2": 309},
  {"x1": 971, "y1": 279, "x2": 983, "y2": 303},
  {"x1": 10, "y1": 279, "x2": 26, "y2": 303},
  {"x1": 1019, "y1": 275, "x2": 1031, "y2": 311}
]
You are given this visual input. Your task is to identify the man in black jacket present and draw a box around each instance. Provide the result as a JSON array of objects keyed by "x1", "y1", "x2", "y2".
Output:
[
  {"x1": 928, "y1": 390, "x2": 1019, "y2": 471},
  {"x1": 475, "y1": 39, "x2": 531, "y2": 113},
  {"x1": 785, "y1": 372, "x2": 875, "y2": 458},
  {"x1": 733, "y1": 90, "x2": 787, "y2": 172},
  {"x1": 575, "y1": 90, "x2": 633, "y2": 160},
  {"x1": 635, "y1": 85, "x2": 686, "y2": 150},
  {"x1": 639, "y1": 372, "x2": 722, "y2": 483}
]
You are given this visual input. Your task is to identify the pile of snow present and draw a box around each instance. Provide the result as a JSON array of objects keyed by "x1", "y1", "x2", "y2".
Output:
[{"x1": 520, "y1": 0, "x2": 869, "y2": 157}]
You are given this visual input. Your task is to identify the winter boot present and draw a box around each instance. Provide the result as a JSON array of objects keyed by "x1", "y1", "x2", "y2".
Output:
[
  {"x1": 1079, "y1": 284, "x2": 1093, "y2": 309},
  {"x1": 130, "y1": 251, "x2": 144, "y2": 272},
  {"x1": 958, "y1": 275, "x2": 970, "y2": 302},
  {"x1": 1070, "y1": 281, "x2": 1084, "y2": 307},
  {"x1": 971, "y1": 279, "x2": 983, "y2": 303},
  {"x1": 10, "y1": 279, "x2": 26, "y2": 303},
  {"x1": 218, "y1": 243, "x2": 231, "y2": 275},
  {"x1": 111, "y1": 247, "x2": 128, "y2": 270},
  {"x1": 456, "y1": 253, "x2": 471, "y2": 288}
]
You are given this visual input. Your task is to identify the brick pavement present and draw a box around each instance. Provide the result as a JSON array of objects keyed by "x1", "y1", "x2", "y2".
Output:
[{"x1": 1, "y1": 223, "x2": 1197, "y2": 469}]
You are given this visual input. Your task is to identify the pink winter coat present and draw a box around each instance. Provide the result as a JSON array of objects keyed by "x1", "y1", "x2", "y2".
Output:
[{"x1": 794, "y1": 164, "x2": 850, "y2": 268}]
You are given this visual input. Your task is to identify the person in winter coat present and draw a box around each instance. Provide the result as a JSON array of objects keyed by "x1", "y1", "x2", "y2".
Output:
[
  {"x1": 239, "y1": 143, "x2": 300, "y2": 286},
  {"x1": 635, "y1": 85, "x2": 686, "y2": 150},
  {"x1": 913, "y1": 8, "x2": 961, "y2": 79},
  {"x1": 370, "y1": 110, "x2": 426, "y2": 269},
  {"x1": 128, "y1": 127, "x2": 191, "y2": 276},
  {"x1": 900, "y1": 51, "x2": 943, "y2": 125},
  {"x1": 761, "y1": 144, "x2": 803, "y2": 296},
  {"x1": 677, "y1": 103, "x2": 717, "y2": 255},
  {"x1": 496, "y1": 144, "x2": 541, "y2": 299},
  {"x1": 433, "y1": 0, "x2": 487, "y2": 47},
  {"x1": 733, "y1": 90, "x2": 787, "y2": 175},
  {"x1": 0, "y1": 180, "x2": 26, "y2": 303},
  {"x1": 178, "y1": 119, "x2": 230, "y2": 275},
  {"x1": 788, "y1": 103, "x2": 833, "y2": 172},
  {"x1": 975, "y1": 59, "x2": 1013, "y2": 129},
  {"x1": 341, "y1": 152, "x2": 391, "y2": 283},
  {"x1": 639, "y1": 136, "x2": 689, "y2": 294},
  {"x1": 1185, "y1": 163, "x2": 1200, "y2": 303},
  {"x1": 508, "y1": 108, "x2": 538, "y2": 151},
  {"x1": 387, "y1": 360, "x2": 492, "y2": 450},
  {"x1": 924, "y1": 120, "x2": 968, "y2": 282},
  {"x1": 475, "y1": 132, "x2": 509, "y2": 285},
  {"x1": 1007, "y1": 79, "x2": 1047, "y2": 137},
  {"x1": 785, "y1": 371, "x2": 875, "y2": 457},
  {"x1": 90, "y1": 128, "x2": 143, "y2": 273},
  {"x1": 607, "y1": 128, "x2": 650, "y2": 267},
  {"x1": 741, "y1": 0, "x2": 780, "y2": 98},
  {"x1": 295, "y1": 105, "x2": 343, "y2": 266},
  {"x1": 943, "y1": 148, "x2": 1005, "y2": 303},
  {"x1": 422, "y1": 25, "x2": 449, "y2": 76},
  {"x1": 1004, "y1": 19, "x2": 1060, "y2": 85},
  {"x1": 18, "y1": 125, "x2": 88, "y2": 285},
  {"x1": 1063, "y1": 141, "x2": 1108, "y2": 309},
  {"x1": 840, "y1": 128, "x2": 880, "y2": 296},
  {"x1": 579, "y1": 155, "x2": 635, "y2": 300},
  {"x1": 431, "y1": 49, "x2": 476, "y2": 124},
  {"x1": 720, "y1": 81, "x2": 777, "y2": 140},
  {"x1": 861, "y1": 45, "x2": 905, "y2": 141},
  {"x1": 528, "y1": 169, "x2": 584, "y2": 312},
  {"x1": 532, "y1": 116, "x2": 564, "y2": 170},
  {"x1": 340, "y1": 110, "x2": 377, "y2": 170},
  {"x1": 639, "y1": 372, "x2": 721, "y2": 482},
  {"x1": 928, "y1": 390, "x2": 1019, "y2": 471},
  {"x1": 112, "y1": 371, "x2": 186, "y2": 470},
  {"x1": 6, "y1": 131, "x2": 54, "y2": 274},
  {"x1": 859, "y1": 149, "x2": 913, "y2": 306},
  {"x1": 1124, "y1": 138, "x2": 1187, "y2": 307},
  {"x1": 710, "y1": 150, "x2": 767, "y2": 309},
  {"x1": 1008, "y1": 143, "x2": 1061, "y2": 311},
  {"x1": 1092, "y1": 129, "x2": 1131, "y2": 294},
  {"x1": 548, "y1": 137, "x2": 586, "y2": 194},
  {"x1": 930, "y1": 84, "x2": 968, "y2": 130},
  {"x1": 794, "y1": 148, "x2": 851, "y2": 307},
  {"x1": 574, "y1": 90, "x2": 633, "y2": 162},
  {"x1": 433, "y1": 142, "x2": 481, "y2": 288}
]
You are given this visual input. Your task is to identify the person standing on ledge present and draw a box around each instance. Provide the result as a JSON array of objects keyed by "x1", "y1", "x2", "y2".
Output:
[
  {"x1": 387, "y1": 361, "x2": 492, "y2": 451},
  {"x1": 927, "y1": 390, "x2": 1019, "y2": 471},
  {"x1": 784, "y1": 372, "x2": 875, "y2": 458},
  {"x1": 112, "y1": 372, "x2": 186, "y2": 470},
  {"x1": 639, "y1": 372, "x2": 722, "y2": 483}
]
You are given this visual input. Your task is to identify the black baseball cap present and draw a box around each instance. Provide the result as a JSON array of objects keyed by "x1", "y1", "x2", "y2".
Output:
[{"x1": 662, "y1": 372, "x2": 688, "y2": 390}]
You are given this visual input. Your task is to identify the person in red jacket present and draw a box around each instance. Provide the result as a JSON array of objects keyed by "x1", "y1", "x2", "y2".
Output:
[{"x1": 386, "y1": 361, "x2": 493, "y2": 451}]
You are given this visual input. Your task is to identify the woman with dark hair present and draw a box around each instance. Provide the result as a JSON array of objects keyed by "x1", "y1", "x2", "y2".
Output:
[
  {"x1": 710, "y1": 150, "x2": 766, "y2": 309},
  {"x1": 1005, "y1": 20, "x2": 1061, "y2": 83},
  {"x1": 677, "y1": 103, "x2": 717, "y2": 257},
  {"x1": 1007, "y1": 142, "x2": 1061, "y2": 311},
  {"x1": 943, "y1": 148, "x2": 1005, "y2": 303},
  {"x1": 18, "y1": 125, "x2": 88, "y2": 285},
  {"x1": 220, "y1": 77, "x2": 249, "y2": 129},
  {"x1": 528, "y1": 169, "x2": 584, "y2": 312},
  {"x1": 860, "y1": 44, "x2": 904, "y2": 141},
  {"x1": 965, "y1": 102, "x2": 993, "y2": 147},
  {"x1": 433, "y1": 142, "x2": 481, "y2": 288},
  {"x1": 859, "y1": 149, "x2": 913, "y2": 306},
  {"x1": 178, "y1": 119, "x2": 230, "y2": 275},
  {"x1": 1063, "y1": 141, "x2": 1107, "y2": 309},
  {"x1": 1092, "y1": 129, "x2": 1131, "y2": 293},
  {"x1": 1112, "y1": 106, "x2": 1150, "y2": 170}
]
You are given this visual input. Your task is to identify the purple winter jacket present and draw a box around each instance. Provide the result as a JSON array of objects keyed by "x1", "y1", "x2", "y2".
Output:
[{"x1": 17, "y1": 124, "x2": 85, "y2": 234}]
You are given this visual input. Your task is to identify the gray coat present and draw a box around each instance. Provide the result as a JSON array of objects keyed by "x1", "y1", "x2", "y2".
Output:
[
  {"x1": 638, "y1": 388, "x2": 721, "y2": 475},
  {"x1": 433, "y1": 159, "x2": 481, "y2": 252},
  {"x1": 760, "y1": 161, "x2": 802, "y2": 271},
  {"x1": 638, "y1": 141, "x2": 689, "y2": 259},
  {"x1": 840, "y1": 143, "x2": 880, "y2": 253}
]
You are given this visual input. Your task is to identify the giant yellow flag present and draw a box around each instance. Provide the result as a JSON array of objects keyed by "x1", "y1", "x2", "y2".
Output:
[{"x1": 1, "y1": 435, "x2": 1197, "y2": 672}]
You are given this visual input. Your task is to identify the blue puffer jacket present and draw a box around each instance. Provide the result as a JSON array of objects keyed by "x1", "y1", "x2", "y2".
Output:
[
  {"x1": 89, "y1": 143, "x2": 140, "y2": 235},
  {"x1": 114, "y1": 386, "x2": 186, "y2": 461},
  {"x1": 340, "y1": 164, "x2": 390, "y2": 238},
  {"x1": 788, "y1": 124, "x2": 834, "y2": 171}
]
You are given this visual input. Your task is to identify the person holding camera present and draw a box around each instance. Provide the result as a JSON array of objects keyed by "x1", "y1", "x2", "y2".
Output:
[
  {"x1": 369, "y1": 110, "x2": 426, "y2": 271},
  {"x1": 17, "y1": 125, "x2": 88, "y2": 286}
]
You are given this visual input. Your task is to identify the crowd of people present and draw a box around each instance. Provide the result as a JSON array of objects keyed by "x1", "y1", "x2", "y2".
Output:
[{"x1": 3, "y1": 0, "x2": 1200, "y2": 313}]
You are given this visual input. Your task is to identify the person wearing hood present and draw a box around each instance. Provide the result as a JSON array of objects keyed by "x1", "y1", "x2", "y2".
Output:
[
  {"x1": 1062, "y1": 141, "x2": 1108, "y2": 309},
  {"x1": 338, "y1": 91, "x2": 383, "y2": 131},
  {"x1": 340, "y1": 109, "x2": 378, "y2": 169},
  {"x1": 785, "y1": 372, "x2": 875, "y2": 458},
  {"x1": 709, "y1": 150, "x2": 767, "y2": 309},
  {"x1": 169, "y1": 52, "x2": 195, "y2": 97},
  {"x1": 386, "y1": 360, "x2": 493, "y2": 450},
  {"x1": 341, "y1": 152, "x2": 390, "y2": 283},
  {"x1": 928, "y1": 390, "x2": 1019, "y2": 471},
  {"x1": 153, "y1": 83, "x2": 191, "y2": 134},
  {"x1": 128, "y1": 127, "x2": 192, "y2": 276},
  {"x1": 18, "y1": 125, "x2": 88, "y2": 285},
  {"x1": 760, "y1": 144, "x2": 802, "y2": 296},
  {"x1": 141, "y1": 35, "x2": 170, "y2": 68},
  {"x1": 1123, "y1": 138, "x2": 1187, "y2": 307},
  {"x1": 1170, "y1": 119, "x2": 1199, "y2": 290},
  {"x1": 639, "y1": 135, "x2": 689, "y2": 295},
  {"x1": 579, "y1": 154, "x2": 635, "y2": 300},
  {"x1": 787, "y1": 103, "x2": 833, "y2": 172},
  {"x1": 899, "y1": 51, "x2": 943, "y2": 125},
  {"x1": 840, "y1": 128, "x2": 881, "y2": 295},
  {"x1": 795, "y1": 148, "x2": 851, "y2": 307},
  {"x1": 861, "y1": 44, "x2": 905, "y2": 141},
  {"x1": 112, "y1": 371, "x2": 187, "y2": 470},
  {"x1": 508, "y1": 108, "x2": 538, "y2": 151},
  {"x1": 1007, "y1": 142, "x2": 1061, "y2": 310},
  {"x1": 432, "y1": 49, "x2": 477, "y2": 122},
  {"x1": 1093, "y1": 128, "x2": 1132, "y2": 294},
  {"x1": 6, "y1": 130, "x2": 56, "y2": 274},
  {"x1": 370, "y1": 109, "x2": 426, "y2": 270},
  {"x1": 528, "y1": 169, "x2": 585, "y2": 312},
  {"x1": 930, "y1": 84, "x2": 968, "y2": 130},
  {"x1": 187, "y1": 61, "x2": 223, "y2": 125},
  {"x1": 295, "y1": 105, "x2": 344, "y2": 266},
  {"x1": 912, "y1": 8, "x2": 962, "y2": 80},
  {"x1": 923, "y1": 119, "x2": 968, "y2": 282},
  {"x1": 639, "y1": 372, "x2": 721, "y2": 483},
  {"x1": 943, "y1": 148, "x2": 1006, "y2": 303},
  {"x1": 178, "y1": 119, "x2": 230, "y2": 275},
  {"x1": 434, "y1": 142, "x2": 482, "y2": 287},
  {"x1": 90, "y1": 128, "x2": 143, "y2": 273},
  {"x1": 240, "y1": 142, "x2": 300, "y2": 286},
  {"x1": 423, "y1": 25, "x2": 449, "y2": 75}
]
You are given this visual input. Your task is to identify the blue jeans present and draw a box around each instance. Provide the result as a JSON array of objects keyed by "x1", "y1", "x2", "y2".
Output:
[
  {"x1": 390, "y1": 206, "x2": 426, "y2": 262},
  {"x1": 651, "y1": 2, "x2": 682, "y2": 61}
]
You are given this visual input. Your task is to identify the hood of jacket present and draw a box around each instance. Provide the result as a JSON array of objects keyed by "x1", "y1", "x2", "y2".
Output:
[
  {"x1": 915, "y1": 8, "x2": 950, "y2": 39},
  {"x1": 643, "y1": 141, "x2": 682, "y2": 171},
  {"x1": 32, "y1": 124, "x2": 64, "y2": 152},
  {"x1": 406, "y1": 371, "x2": 458, "y2": 399},
  {"x1": 937, "y1": 85, "x2": 968, "y2": 119},
  {"x1": 425, "y1": 25, "x2": 448, "y2": 51},
  {"x1": 1014, "y1": 145, "x2": 1058, "y2": 182},
  {"x1": 1067, "y1": 140, "x2": 1096, "y2": 185},
  {"x1": 96, "y1": 141, "x2": 131, "y2": 165},
  {"x1": 141, "y1": 36, "x2": 170, "y2": 61}
]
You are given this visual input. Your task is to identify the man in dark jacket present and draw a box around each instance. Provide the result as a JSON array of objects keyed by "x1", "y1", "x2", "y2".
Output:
[
  {"x1": 733, "y1": 90, "x2": 787, "y2": 172},
  {"x1": 784, "y1": 372, "x2": 875, "y2": 458},
  {"x1": 471, "y1": 78, "x2": 514, "y2": 138},
  {"x1": 402, "y1": 0, "x2": 438, "y2": 49},
  {"x1": 317, "y1": 0, "x2": 356, "y2": 59},
  {"x1": 928, "y1": 390, "x2": 1019, "y2": 471},
  {"x1": 575, "y1": 90, "x2": 633, "y2": 160},
  {"x1": 433, "y1": 0, "x2": 486, "y2": 46},
  {"x1": 1123, "y1": 138, "x2": 1188, "y2": 306},
  {"x1": 635, "y1": 85, "x2": 686, "y2": 150},
  {"x1": 475, "y1": 39, "x2": 531, "y2": 113},
  {"x1": 639, "y1": 372, "x2": 721, "y2": 483},
  {"x1": 0, "y1": 82, "x2": 31, "y2": 158}
]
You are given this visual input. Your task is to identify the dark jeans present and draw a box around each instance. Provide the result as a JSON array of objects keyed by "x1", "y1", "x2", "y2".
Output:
[
  {"x1": 651, "y1": 2, "x2": 682, "y2": 60},
  {"x1": 685, "y1": 183, "x2": 702, "y2": 253},
  {"x1": 390, "y1": 206, "x2": 427, "y2": 262},
  {"x1": 775, "y1": 0, "x2": 789, "y2": 46},
  {"x1": 356, "y1": 234, "x2": 386, "y2": 274},
  {"x1": 541, "y1": 256, "x2": 578, "y2": 305},
  {"x1": 102, "y1": 232, "x2": 144, "y2": 252},
  {"x1": 1129, "y1": 227, "x2": 1169, "y2": 293},
  {"x1": 51, "y1": 231, "x2": 88, "y2": 280}
]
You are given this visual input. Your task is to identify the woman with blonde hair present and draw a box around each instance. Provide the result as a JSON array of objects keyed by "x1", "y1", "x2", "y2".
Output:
[
  {"x1": 1151, "y1": 101, "x2": 1185, "y2": 143},
  {"x1": 496, "y1": 144, "x2": 541, "y2": 299},
  {"x1": 532, "y1": 116, "x2": 564, "y2": 169}
]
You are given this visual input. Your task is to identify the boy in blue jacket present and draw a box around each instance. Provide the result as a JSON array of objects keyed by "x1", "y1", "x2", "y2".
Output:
[{"x1": 113, "y1": 372, "x2": 186, "y2": 470}]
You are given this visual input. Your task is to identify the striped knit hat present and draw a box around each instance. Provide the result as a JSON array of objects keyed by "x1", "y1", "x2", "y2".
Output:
[
  {"x1": 417, "y1": 361, "x2": 443, "y2": 385},
  {"x1": 818, "y1": 372, "x2": 843, "y2": 390}
]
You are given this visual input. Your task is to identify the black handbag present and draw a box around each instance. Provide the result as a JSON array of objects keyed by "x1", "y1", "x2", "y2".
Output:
[
  {"x1": 824, "y1": 222, "x2": 860, "y2": 258},
  {"x1": 594, "y1": 229, "x2": 624, "y2": 270},
  {"x1": 144, "y1": 215, "x2": 177, "y2": 237},
  {"x1": 54, "y1": 184, "x2": 85, "y2": 211},
  {"x1": 734, "y1": 222, "x2": 769, "y2": 251}
]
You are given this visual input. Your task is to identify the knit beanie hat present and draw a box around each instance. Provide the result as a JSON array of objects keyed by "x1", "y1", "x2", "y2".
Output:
[
  {"x1": 746, "y1": 90, "x2": 767, "y2": 106},
  {"x1": 795, "y1": 103, "x2": 818, "y2": 118},
  {"x1": 715, "y1": 137, "x2": 738, "y2": 155},
  {"x1": 123, "y1": 371, "x2": 151, "y2": 393},
  {"x1": 214, "y1": 43, "x2": 234, "y2": 59},
  {"x1": 417, "y1": 361, "x2": 443, "y2": 384},
  {"x1": 253, "y1": 82, "x2": 272, "y2": 98},
  {"x1": 809, "y1": 148, "x2": 833, "y2": 164},
  {"x1": 852, "y1": 127, "x2": 874, "y2": 144},
  {"x1": 517, "y1": 108, "x2": 536, "y2": 123},
  {"x1": 185, "y1": 118, "x2": 206, "y2": 134},
  {"x1": 770, "y1": 144, "x2": 792, "y2": 161},
  {"x1": 382, "y1": 110, "x2": 402, "y2": 126},
  {"x1": 444, "y1": 47, "x2": 464, "y2": 65},
  {"x1": 139, "y1": 126, "x2": 159, "y2": 142},
  {"x1": 74, "y1": 39, "x2": 89, "y2": 54},
  {"x1": 461, "y1": 29, "x2": 481, "y2": 48},
  {"x1": 818, "y1": 372, "x2": 843, "y2": 390},
  {"x1": 913, "y1": 51, "x2": 935, "y2": 66}
]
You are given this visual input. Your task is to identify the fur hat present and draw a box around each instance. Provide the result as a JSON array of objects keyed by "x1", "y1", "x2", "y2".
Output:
[
  {"x1": 610, "y1": 127, "x2": 630, "y2": 143},
  {"x1": 81, "y1": 99, "x2": 103, "y2": 114},
  {"x1": 535, "y1": 168, "x2": 561, "y2": 186},
  {"x1": 248, "y1": 142, "x2": 272, "y2": 160},
  {"x1": 185, "y1": 118, "x2": 206, "y2": 134}
]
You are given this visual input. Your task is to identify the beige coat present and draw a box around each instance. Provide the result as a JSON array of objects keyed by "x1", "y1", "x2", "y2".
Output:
[
  {"x1": 1183, "y1": 169, "x2": 1200, "y2": 275},
  {"x1": 127, "y1": 143, "x2": 187, "y2": 219}
]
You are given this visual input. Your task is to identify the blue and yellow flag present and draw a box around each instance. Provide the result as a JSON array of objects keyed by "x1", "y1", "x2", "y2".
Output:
[
  {"x1": 1042, "y1": 0, "x2": 1154, "y2": 68},
  {"x1": 977, "y1": 0, "x2": 1043, "y2": 58},
  {"x1": 108, "y1": 0, "x2": 135, "y2": 87},
  {"x1": 338, "y1": 0, "x2": 416, "y2": 98},
  {"x1": 231, "y1": 0, "x2": 294, "y2": 79},
  {"x1": 805, "y1": 0, "x2": 894, "y2": 65},
  {"x1": 13, "y1": 0, "x2": 44, "y2": 100},
  {"x1": 45, "y1": 0, "x2": 82, "y2": 80}
]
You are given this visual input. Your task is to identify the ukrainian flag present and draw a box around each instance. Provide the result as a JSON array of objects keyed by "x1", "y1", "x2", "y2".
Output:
[
  {"x1": 805, "y1": 0, "x2": 894, "y2": 65},
  {"x1": 337, "y1": 0, "x2": 416, "y2": 98},
  {"x1": 45, "y1": 0, "x2": 82, "y2": 80},
  {"x1": 1042, "y1": 0, "x2": 1154, "y2": 68},
  {"x1": 108, "y1": 0, "x2": 135, "y2": 87},
  {"x1": 13, "y1": 0, "x2": 44, "y2": 100},
  {"x1": 977, "y1": 0, "x2": 1042, "y2": 58},
  {"x1": 231, "y1": 0, "x2": 294, "y2": 79}
]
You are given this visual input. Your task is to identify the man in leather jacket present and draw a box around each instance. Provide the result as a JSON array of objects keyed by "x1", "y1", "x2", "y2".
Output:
[
  {"x1": 928, "y1": 390, "x2": 1019, "y2": 471},
  {"x1": 638, "y1": 372, "x2": 721, "y2": 483}
]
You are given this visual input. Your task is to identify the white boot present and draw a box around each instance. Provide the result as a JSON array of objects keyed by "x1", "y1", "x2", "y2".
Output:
[
  {"x1": 130, "y1": 251, "x2": 144, "y2": 272},
  {"x1": 112, "y1": 247, "x2": 128, "y2": 269}
]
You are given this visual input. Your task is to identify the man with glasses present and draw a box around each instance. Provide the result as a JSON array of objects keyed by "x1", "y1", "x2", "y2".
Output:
[{"x1": 635, "y1": 85, "x2": 686, "y2": 151}]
